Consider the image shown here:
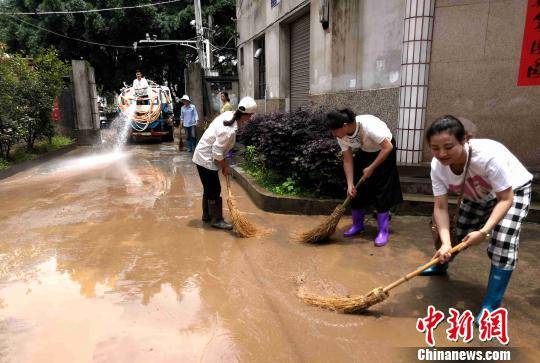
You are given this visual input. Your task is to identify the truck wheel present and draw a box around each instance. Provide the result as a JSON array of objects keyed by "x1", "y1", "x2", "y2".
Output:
[{"x1": 163, "y1": 132, "x2": 174, "y2": 142}]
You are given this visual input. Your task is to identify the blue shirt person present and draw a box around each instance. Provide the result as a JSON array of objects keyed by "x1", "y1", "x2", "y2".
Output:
[{"x1": 180, "y1": 95, "x2": 199, "y2": 152}]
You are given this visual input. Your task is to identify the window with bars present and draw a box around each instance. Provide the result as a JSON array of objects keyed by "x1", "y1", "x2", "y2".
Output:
[
  {"x1": 240, "y1": 47, "x2": 244, "y2": 66},
  {"x1": 256, "y1": 38, "x2": 266, "y2": 99}
]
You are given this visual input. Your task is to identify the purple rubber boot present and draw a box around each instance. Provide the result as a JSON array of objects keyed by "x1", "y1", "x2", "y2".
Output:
[
  {"x1": 374, "y1": 212, "x2": 390, "y2": 247},
  {"x1": 343, "y1": 210, "x2": 365, "y2": 237}
]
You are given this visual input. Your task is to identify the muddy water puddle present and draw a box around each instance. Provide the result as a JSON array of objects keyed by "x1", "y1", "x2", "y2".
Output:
[{"x1": 0, "y1": 144, "x2": 539, "y2": 362}]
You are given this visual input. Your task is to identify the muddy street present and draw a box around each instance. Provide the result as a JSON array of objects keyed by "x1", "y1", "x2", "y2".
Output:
[{"x1": 0, "y1": 144, "x2": 539, "y2": 362}]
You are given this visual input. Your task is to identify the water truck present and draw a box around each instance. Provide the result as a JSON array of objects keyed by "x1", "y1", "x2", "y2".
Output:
[{"x1": 117, "y1": 80, "x2": 174, "y2": 142}]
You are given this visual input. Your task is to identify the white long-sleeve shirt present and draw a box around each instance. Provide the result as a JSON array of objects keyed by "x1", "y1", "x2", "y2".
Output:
[{"x1": 192, "y1": 111, "x2": 237, "y2": 170}]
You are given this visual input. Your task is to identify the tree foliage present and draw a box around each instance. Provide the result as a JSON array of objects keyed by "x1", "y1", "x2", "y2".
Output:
[
  {"x1": 0, "y1": 0, "x2": 237, "y2": 96},
  {"x1": 0, "y1": 46, "x2": 69, "y2": 157}
]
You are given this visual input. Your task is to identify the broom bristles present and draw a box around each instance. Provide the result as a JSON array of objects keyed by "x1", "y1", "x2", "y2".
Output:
[
  {"x1": 298, "y1": 287, "x2": 388, "y2": 314},
  {"x1": 226, "y1": 195, "x2": 267, "y2": 238},
  {"x1": 292, "y1": 205, "x2": 346, "y2": 243}
]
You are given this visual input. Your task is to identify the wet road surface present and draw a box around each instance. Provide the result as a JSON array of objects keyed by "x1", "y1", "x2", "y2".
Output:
[{"x1": 0, "y1": 144, "x2": 539, "y2": 362}]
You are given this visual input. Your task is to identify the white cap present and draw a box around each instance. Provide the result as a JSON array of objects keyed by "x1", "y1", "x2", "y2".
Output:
[
  {"x1": 180, "y1": 94, "x2": 190, "y2": 102},
  {"x1": 237, "y1": 96, "x2": 257, "y2": 114}
]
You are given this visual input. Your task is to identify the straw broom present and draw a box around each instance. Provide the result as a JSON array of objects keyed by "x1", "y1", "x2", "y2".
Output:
[
  {"x1": 225, "y1": 175, "x2": 267, "y2": 238},
  {"x1": 293, "y1": 176, "x2": 366, "y2": 244},
  {"x1": 299, "y1": 241, "x2": 470, "y2": 313}
]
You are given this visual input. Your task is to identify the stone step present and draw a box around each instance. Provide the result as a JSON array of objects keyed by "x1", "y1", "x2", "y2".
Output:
[
  {"x1": 400, "y1": 194, "x2": 540, "y2": 224},
  {"x1": 398, "y1": 163, "x2": 540, "y2": 181},
  {"x1": 399, "y1": 175, "x2": 540, "y2": 202},
  {"x1": 398, "y1": 163, "x2": 540, "y2": 201},
  {"x1": 399, "y1": 176, "x2": 433, "y2": 195},
  {"x1": 232, "y1": 165, "x2": 540, "y2": 223}
]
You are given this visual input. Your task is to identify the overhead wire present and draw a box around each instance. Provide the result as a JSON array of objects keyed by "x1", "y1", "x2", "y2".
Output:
[
  {"x1": 0, "y1": 0, "x2": 182, "y2": 15},
  {"x1": 6, "y1": 15, "x2": 178, "y2": 49},
  {"x1": 2, "y1": 2, "x2": 232, "y2": 52},
  {"x1": 210, "y1": 35, "x2": 236, "y2": 51}
]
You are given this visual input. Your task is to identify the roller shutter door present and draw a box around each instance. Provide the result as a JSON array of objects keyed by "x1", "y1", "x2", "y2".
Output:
[{"x1": 290, "y1": 14, "x2": 310, "y2": 110}]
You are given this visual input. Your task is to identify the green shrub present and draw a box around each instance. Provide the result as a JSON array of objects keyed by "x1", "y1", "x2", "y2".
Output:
[
  {"x1": 240, "y1": 141, "x2": 317, "y2": 197},
  {"x1": 0, "y1": 135, "x2": 73, "y2": 170},
  {"x1": 0, "y1": 158, "x2": 10, "y2": 170},
  {"x1": 35, "y1": 135, "x2": 74, "y2": 153},
  {"x1": 272, "y1": 177, "x2": 301, "y2": 196}
]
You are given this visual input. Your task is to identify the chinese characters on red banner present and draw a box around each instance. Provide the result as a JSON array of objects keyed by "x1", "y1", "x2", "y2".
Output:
[
  {"x1": 416, "y1": 305, "x2": 510, "y2": 346},
  {"x1": 518, "y1": 0, "x2": 540, "y2": 86}
]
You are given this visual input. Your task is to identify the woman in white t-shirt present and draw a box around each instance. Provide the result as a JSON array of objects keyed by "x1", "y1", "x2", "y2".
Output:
[
  {"x1": 326, "y1": 109, "x2": 403, "y2": 246},
  {"x1": 192, "y1": 97, "x2": 257, "y2": 231},
  {"x1": 422, "y1": 115, "x2": 532, "y2": 321}
]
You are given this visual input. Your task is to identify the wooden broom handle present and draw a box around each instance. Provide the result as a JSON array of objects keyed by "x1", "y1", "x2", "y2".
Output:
[
  {"x1": 341, "y1": 175, "x2": 367, "y2": 209},
  {"x1": 225, "y1": 174, "x2": 232, "y2": 198},
  {"x1": 382, "y1": 240, "x2": 470, "y2": 293}
]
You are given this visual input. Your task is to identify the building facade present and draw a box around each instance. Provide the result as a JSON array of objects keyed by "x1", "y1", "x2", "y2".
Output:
[{"x1": 236, "y1": 0, "x2": 540, "y2": 166}]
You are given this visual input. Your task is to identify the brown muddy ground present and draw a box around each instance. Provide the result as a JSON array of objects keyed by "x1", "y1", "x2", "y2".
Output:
[{"x1": 0, "y1": 144, "x2": 539, "y2": 362}]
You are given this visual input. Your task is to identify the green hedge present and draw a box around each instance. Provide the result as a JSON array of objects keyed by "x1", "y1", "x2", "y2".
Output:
[{"x1": 237, "y1": 109, "x2": 346, "y2": 199}]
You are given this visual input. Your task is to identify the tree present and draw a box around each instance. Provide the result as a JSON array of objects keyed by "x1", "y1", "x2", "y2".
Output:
[
  {"x1": 0, "y1": 46, "x2": 27, "y2": 159},
  {"x1": 0, "y1": 0, "x2": 237, "y2": 96},
  {"x1": 0, "y1": 46, "x2": 68, "y2": 157},
  {"x1": 19, "y1": 47, "x2": 69, "y2": 150}
]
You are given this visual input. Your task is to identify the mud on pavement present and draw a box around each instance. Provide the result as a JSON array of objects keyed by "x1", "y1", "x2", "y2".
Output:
[{"x1": 0, "y1": 144, "x2": 539, "y2": 362}]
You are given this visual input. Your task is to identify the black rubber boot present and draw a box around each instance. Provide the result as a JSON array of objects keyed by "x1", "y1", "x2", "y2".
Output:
[
  {"x1": 202, "y1": 196, "x2": 210, "y2": 223},
  {"x1": 208, "y1": 197, "x2": 233, "y2": 230}
]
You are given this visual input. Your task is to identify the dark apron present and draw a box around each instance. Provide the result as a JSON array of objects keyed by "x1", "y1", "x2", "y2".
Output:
[{"x1": 351, "y1": 139, "x2": 403, "y2": 212}]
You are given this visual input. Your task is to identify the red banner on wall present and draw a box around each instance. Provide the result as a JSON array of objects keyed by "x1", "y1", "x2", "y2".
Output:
[
  {"x1": 51, "y1": 96, "x2": 61, "y2": 122},
  {"x1": 518, "y1": 0, "x2": 540, "y2": 86}
]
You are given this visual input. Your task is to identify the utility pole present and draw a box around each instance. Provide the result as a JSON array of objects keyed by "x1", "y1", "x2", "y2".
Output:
[
  {"x1": 193, "y1": 0, "x2": 207, "y2": 70},
  {"x1": 136, "y1": 2, "x2": 212, "y2": 71},
  {"x1": 207, "y1": 14, "x2": 214, "y2": 70}
]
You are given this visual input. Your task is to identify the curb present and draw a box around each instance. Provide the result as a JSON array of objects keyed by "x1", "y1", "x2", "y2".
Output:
[
  {"x1": 230, "y1": 165, "x2": 443, "y2": 216},
  {"x1": 0, "y1": 144, "x2": 78, "y2": 181},
  {"x1": 230, "y1": 165, "x2": 343, "y2": 215},
  {"x1": 230, "y1": 165, "x2": 539, "y2": 223}
]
